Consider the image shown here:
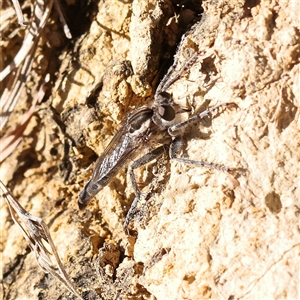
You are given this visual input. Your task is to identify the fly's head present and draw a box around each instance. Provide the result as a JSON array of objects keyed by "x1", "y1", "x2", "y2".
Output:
[{"x1": 152, "y1": 92, "x2": 177, "y2": 128}]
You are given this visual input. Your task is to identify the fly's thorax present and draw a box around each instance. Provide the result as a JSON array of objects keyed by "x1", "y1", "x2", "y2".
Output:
[{"x1": 127, "y1": 106, "x2": 154, "y2": 138}]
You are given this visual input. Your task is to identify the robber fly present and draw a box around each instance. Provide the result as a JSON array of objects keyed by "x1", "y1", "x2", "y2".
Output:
[{"x1": 78, "y1": 50, "x2": 237, "y2": 230}]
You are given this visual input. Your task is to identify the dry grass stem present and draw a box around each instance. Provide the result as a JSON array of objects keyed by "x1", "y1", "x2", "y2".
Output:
[
  {"x1": 0, "y1": 0, "x2": 54, "y2": 130},
  {"x1": 0, "y1": 180, "x2": 83, "y2": 299},
  {"x1": 0, "y1": 74, "x2": 50, "y2": 162},
  {"x1": 11, "y1": 0, "x2": 28, "y2": 26}
]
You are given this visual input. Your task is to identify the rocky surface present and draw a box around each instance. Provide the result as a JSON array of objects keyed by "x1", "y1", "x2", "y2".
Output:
[{"x1": 1, "y1": 0, "x2": 299, "y2": 299}]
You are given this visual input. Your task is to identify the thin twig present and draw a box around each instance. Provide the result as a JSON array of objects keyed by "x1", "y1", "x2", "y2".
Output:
[{"x1": 54, "y1": 0, "x2": 72, "y2": 39}]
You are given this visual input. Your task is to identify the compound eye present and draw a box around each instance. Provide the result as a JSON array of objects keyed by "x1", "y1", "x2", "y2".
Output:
[{"x1": 158, "y1": 105, "x2": 175, "y2": 121}]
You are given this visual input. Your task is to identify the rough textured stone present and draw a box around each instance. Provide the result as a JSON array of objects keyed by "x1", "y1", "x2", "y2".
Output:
[{"x1": 1, "y1": 0, "x2": 299, "y2": 299}]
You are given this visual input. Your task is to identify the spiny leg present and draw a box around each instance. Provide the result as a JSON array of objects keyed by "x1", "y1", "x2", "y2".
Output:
[
  {"x1": 169, "y1": 136, "x2": 232, "y2": 173},
  {"x1": 124, "y1": 145, "x2": 166, "y2": 233},
  {"x1": 129, "y1": 146, "x2": 167, "y2": 198},
  {"x1": 156, "y1": 51, "x2": 200, "y2": 96},
  {"x1": 168, "y1": 102, "x2": 237, "y2": 137}
]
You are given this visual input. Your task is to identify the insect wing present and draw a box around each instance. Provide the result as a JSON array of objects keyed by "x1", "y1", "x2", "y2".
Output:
[
  {"x1": 91, "y1": 122, "x2": 137, "y2": 183},
  {"x1": 90, "y1": 106, "x2": 154, "y2": 184}
]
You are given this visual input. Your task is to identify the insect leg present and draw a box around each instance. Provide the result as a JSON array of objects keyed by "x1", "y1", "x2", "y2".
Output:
[
  {"x1": 169, "y1": 136, "x2": 232, "y2": 173},
  {"x1": 124, "y1": 145, "x2": 166, "y2": 233},
  {"x1": 168, "y1": 102, "x2": 237, "y2": 136},
  {"x1": 156, "y1": 51, "x2": 199, "y2": 96},
  {"x1": 129, "y1": 146, "x2": 166, "y2": 198}
]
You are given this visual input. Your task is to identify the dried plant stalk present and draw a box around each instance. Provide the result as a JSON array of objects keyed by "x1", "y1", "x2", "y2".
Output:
[
  {"x1": 0, "y1": 181, "x2": 83, "y2": 299},
  {"x1": 11, "y1": 0, "x2": 28, "y2": 26},
  {"x1": 0, "y1": 75, "x2": 49, "y2": 162},
  {"x1": 0, "y1": 0, "x2": 54, "y2": 131}
]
